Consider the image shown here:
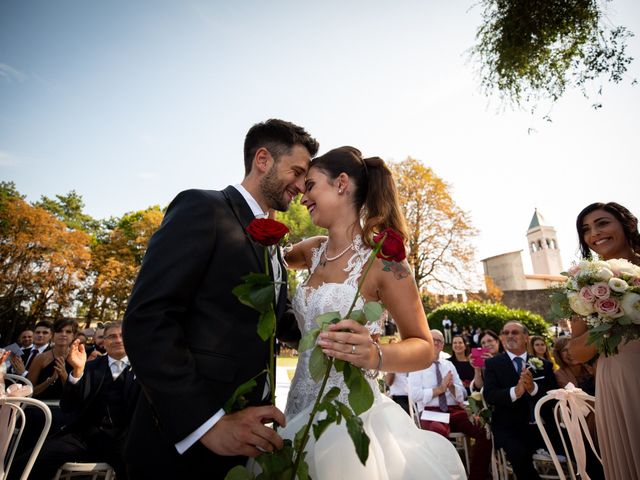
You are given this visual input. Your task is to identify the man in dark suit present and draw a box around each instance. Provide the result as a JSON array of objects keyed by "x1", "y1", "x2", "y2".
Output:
[
  {"x1": 122, "y1": 119, "x2": 318, "y2": 479},
  {"x1": 484, "y1": 321, "x2": 558, "y2": 480},
  {"x1": 8, "y1": 320, "x2": 53, "y2": 376},
  {"x1": 10, "y1": 321, "x2": 139, "y2": 480}
]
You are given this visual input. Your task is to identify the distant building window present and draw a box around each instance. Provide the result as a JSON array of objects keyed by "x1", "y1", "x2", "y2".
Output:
[
  {"x1": 531, "y1": 242, "x2": 538, "y2": 252},
  {"x1": 538, "y1": 240, "x2": 543, "y2": 250}
]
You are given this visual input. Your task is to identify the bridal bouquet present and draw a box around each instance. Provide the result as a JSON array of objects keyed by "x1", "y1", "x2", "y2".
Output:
[
  {"x1": 226, "y1": 228, "x2": 406, "y2": 480},
  {"x1": 550, "y1": 258, "x2": 640, "y2": 356}
]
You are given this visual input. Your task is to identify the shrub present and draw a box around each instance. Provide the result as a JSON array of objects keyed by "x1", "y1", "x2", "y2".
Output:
[{"x1": 429, "y1": 301, "x2": 550, "y2": 339}]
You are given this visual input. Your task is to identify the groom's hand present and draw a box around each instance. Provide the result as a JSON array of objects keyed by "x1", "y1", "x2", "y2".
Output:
[{"x1": 200, "y1": 405, "x2": 286, "y2": 457}]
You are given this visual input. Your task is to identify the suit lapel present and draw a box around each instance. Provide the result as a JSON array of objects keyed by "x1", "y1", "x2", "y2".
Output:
[{"x1": 222, "y1": 186, "x2": 266, "y2": 274}]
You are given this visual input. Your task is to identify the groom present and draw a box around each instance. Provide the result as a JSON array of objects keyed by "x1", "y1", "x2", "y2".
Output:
[{"x1": 122, "y1": 119, "x2": 319, "y2": 479}]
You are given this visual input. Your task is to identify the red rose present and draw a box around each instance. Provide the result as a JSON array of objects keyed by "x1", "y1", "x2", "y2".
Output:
[
  {"x1": 246, "y1": 218, "x2": 289, "y2": 246},
  {"x1": 373, "y1": 228, "x2": 406, "y2": 262}
]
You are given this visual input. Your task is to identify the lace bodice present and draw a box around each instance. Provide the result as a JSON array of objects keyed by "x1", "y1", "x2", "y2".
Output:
[{"x1": 286, "y1": 236, "x2": 384, "y2": 417}]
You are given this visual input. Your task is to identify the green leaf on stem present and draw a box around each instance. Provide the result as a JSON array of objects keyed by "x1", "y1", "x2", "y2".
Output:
[
  {"x1": 224, "y1": 465, "x2": 254, "y2": 480},
  {"x1": 309, "y1": 345, "x2": 329, "y2": 382},
  {"x1": 315, "y1": 311, "x2": 341, "y2": 328},
  {"x1": 298, "y1": 327, "x2": 321, "y2": 353},
  {"x1": 313, "y1": 404, "x2": 337, "y2": 440},
  {"x1": 293, "y1": 426, "x2": 306, "y2": 451},
  {"x1": 363, "y1": 302, "x2": 383, "y2": 324},
  {"x1": 255, "y1": 443, "x2": 295, "y2": 476},
  {"x1": 232, "y1": 279, "x2": 273, "y2": 313},
  {"x1": 334, "y1": 359, "x2": 346, "y2": 372},
  {"x1": 617, "y1": 315, "x2": 632, "y2": 325},
  {"x1": 350, "y1": 309, "x2": 364, "y2": 324},
  {"x1": 346, "y1": 415, "x2": 370, "y2": 465},
  {"x1": 257, "y1": 307, "x2": 276, "y2": 342},
  {"x1": 322, "y1": 387, "x2": 341, "y2": 403},
  {"x1": 296, "y1": 453, "x2": 310, "y2": 480},
  {"x1": 224, "y1": 377, "x2": 258, "y2": 413},
  {"x1": 590, "y1": 323, "x2": 613, "y2": 333},
  {"x1": 334, "y1": 400, "x2": 353, "y2": 420},
  {"x1": 344, "y1": 363, "x2": 374, "y2": 415}
]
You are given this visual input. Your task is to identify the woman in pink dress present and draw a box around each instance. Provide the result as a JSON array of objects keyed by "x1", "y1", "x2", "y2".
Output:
[{"x1": 569, "y1": 202, "x2": 640, "y2": 479}]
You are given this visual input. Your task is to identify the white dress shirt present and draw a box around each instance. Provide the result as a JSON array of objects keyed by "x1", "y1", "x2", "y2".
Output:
[
  {"x1": 68, "y1": 355, "x2": 130, "y2": 384},
  {"x1": 506, "y1": 351, "x2": 539, "y2": 402},
  {"x1": 408, "y1": 358, "x2": 466, "y2": 412},
  {"x1": 176, "y1": 184, "x2": 280, "y2": 454}
]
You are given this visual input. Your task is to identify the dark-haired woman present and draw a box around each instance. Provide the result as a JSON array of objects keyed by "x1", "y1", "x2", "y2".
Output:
[
  {"x1": 470, "y1": 329, "x2": 503, "y2": 390},
  {"x1": 283, "y1": 147, "x2": 464, "y2": 479},
  {"x1": 450, "y1": 335, "x2": 474, "y2": 394},
  {"x1": 569, "y1": 202, "x2": 640, "y2": 479}
]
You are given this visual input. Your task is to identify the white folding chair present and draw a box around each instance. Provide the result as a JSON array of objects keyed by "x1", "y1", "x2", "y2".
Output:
[
  {"x1": 534, "y1": 385, "x2": 601, "y2": 480},
  {"x1": 53, "y1": 462, "x2": 116, "y2": 480},
  {"x1": 0, "y1": 396, "x2": 52, "y2": 480},
  {"x1": 3, "y1": 375, "x2": 34, "y2": 392}
]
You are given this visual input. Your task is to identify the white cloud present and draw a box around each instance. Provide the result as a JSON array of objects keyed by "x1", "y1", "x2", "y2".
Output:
[{"x1": 0, "y1": 63, "x2": 28, "y2": 83}]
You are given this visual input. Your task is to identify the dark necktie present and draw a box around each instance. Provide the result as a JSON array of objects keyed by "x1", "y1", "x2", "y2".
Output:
[
  {"x1": 514, "y1": 356, "x2": 524, "y2": 375},
  {"x1": 434, "y1": 361, "x2": 449, "y2": 412}
]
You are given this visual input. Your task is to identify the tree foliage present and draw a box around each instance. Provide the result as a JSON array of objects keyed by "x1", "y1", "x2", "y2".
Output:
[
  {"x1": 0, "y1": 183, "x2": 164, "y2": 338},
  {"x1": 390, "y1": 158, "x2": 477, "y2": 292},
  {"x1": 0, "y1": 195, "x2": 90, "y2": 340},
  {"x1": 471, "y1": 0, "x2": 635, "y2": 108}
]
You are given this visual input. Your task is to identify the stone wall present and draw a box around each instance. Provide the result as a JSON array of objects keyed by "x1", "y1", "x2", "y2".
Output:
[{"x1": 502, "y1": 289, "x2": 554, "y2": 320}]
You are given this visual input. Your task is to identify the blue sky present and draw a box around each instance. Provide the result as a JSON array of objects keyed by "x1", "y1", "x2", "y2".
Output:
[{"x1": 1, "y1": 0, "x2": 639, "y2": 287}]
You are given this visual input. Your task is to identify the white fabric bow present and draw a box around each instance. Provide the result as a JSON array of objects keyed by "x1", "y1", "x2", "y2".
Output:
[{"x1": 546, "y1": 383, "x2": 601, "y2": 480}]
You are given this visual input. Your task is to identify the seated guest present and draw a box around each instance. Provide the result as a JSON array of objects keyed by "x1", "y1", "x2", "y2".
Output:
[
  {"x1": 409, "y1": 329, "x2": 492, "y2": 480},
  {"x1": 529, "y1": 335, "x2": 558, "y2": 370},
  {"x1": 384, "y1": 337, "x2": 410, "y2": 414},
  {"x1": 27, "y1": 319, "x2": 76, "y2": 401},
  {"x1": 484, "y1": 321, "x2": 558, "y2": 480},
  {"x1": 471, "y1": 329, "x2": 503, "y2": 390},
  {"x1": 450, "y1": 334, "x2": 474, "y2": 394},
  {"x1": 8, "y1": 320, "x2": 53, "y2": 377},
  {"x1": 553, "y1": 337, "x2": 595, "y2": 395},
  {"x1": 11, "y1": 321, "x2": 139, "y2": 480}
]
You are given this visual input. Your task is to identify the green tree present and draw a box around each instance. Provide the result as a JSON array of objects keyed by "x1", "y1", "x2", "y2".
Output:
[
  {"x1": 35, "y1": 191, "x2": 101, "y2": 234},
  {"x1": 471, "y1": 0, "x2": 635, "y2": 109},
  {"x1": 276, "y1": 196, "x2": 326, "y2": 243},
  {"x1": 79, "y1": 206, "x2": 163, "y2": 325}
]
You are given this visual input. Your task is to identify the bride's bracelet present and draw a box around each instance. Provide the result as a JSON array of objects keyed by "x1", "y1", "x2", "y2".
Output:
[{"x1": 363, "y1": 340, "x2": 383, "y2": 379}]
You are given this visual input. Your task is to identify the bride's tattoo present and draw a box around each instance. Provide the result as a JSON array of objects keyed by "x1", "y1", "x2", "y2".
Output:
[{"x1": 382, "y1": 260, "x2": 410, "y2": 280}]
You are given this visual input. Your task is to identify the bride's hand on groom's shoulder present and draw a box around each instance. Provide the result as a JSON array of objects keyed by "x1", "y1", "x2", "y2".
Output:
[
  {"x1": 200, "y1": 405, "x2": 286, "y2": 458},
  {"x1": 318, "y1": 319, "x2": 376, "y2": 369}
]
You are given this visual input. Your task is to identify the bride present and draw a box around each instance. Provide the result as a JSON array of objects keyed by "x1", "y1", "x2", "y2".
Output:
[{"x1": 283, "y1": 146, "x2": 466, "y2": 479}]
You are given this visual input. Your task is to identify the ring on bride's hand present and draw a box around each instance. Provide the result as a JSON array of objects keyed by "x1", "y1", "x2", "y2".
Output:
[{"x1": 351, "y1": 344, "x2": 356, "y2": 355}]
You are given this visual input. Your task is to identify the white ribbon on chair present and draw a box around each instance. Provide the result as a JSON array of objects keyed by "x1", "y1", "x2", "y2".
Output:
[
  {"x1": 0, "y1": 383, "x2": 34, "y2": 477},
  {"x1": 546, "y1": 383, "x2": 601, "y2": 480}
]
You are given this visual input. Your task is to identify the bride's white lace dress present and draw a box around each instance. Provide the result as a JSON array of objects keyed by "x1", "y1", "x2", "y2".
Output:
[{"x1": 282, "y1": 237, "x2": 466, "y2": 479}]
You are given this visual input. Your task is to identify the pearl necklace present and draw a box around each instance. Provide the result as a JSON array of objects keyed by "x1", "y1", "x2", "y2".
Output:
[{"x1": 320, "y1": 241, "x2": 354, "y2": 267}]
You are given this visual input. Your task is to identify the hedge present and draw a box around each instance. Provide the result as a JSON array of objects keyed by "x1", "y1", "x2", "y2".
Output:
[{"x1": 428, "y1": 301, "x2": 551, "y2": 339}]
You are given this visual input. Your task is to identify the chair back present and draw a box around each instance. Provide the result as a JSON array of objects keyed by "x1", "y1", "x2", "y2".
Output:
[
  {"x1": 534, "y1": 384, "x2": 601, "y2": 480},
  {"x1": 0, "y1": 396, "x2": 52, "y2": 480},
  {"x1": 3, "y1": 374, "x2": 34, "y2": 393}
]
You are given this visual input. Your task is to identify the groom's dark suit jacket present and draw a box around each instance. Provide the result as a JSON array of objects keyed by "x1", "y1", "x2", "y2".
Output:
[
  {"x1": 122, "y1": 187, "x2": 292, "y2": 478},
  {"x1": 483, "y1": 352, "x2": 557, "y2": 449}
]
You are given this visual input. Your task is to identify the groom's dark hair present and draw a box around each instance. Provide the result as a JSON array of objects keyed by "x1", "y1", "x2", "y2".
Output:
[{"x1": 243, "y1": 119, "x2": 319, "y2": 175}]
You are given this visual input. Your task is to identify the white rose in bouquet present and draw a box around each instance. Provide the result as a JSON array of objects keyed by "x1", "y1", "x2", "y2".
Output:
[
  {"x1": 606, "y1": 258, "x2": 640, "y2": 277},
  {"x1": 568, "y1": 291, "x2": 595, "y2": 316},
  {"x1": 620, "y1": 292, "x2": 640, "y2": 324}
]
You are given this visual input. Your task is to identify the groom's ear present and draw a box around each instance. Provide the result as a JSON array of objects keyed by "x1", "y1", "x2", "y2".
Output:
[{"x1": 253, "y1": 147, "x2": 274, "y2": 174}]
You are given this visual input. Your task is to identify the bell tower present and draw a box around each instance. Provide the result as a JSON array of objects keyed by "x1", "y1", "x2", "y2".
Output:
[{"x1": 526, "y1": 209, "x2": 563, "y2": 276}]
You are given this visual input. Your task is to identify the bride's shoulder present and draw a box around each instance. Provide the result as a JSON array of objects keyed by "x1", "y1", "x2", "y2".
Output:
[{"x1": 286, "y1": 236, "x2": 327, "y2": 269}]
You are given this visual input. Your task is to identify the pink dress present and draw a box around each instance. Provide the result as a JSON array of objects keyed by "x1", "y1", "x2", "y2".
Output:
[{"x1": 595, "y1": 339, "x2": 640, "y2": 479}]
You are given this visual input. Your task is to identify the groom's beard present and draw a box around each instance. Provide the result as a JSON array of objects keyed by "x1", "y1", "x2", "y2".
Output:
[{"x1": 260, "y1": 165, "x2": 289, "y2": 212}]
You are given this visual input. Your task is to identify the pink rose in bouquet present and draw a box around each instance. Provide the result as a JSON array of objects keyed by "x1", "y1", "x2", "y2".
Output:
[
  {"x1": 590, "y1": 282, "x2": 611, "y2": 299},
  {"x1": 579, "y1": 286, "x2": 595, "y2": 303},
  {"x1": 595, "y1": 297, "x2": 624, "y2": 318}
]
